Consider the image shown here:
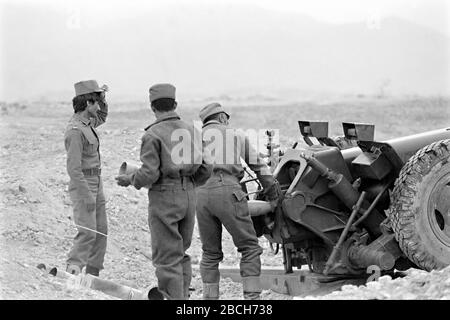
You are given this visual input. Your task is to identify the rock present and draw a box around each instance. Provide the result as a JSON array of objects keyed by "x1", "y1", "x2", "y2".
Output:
[
  {"x1": 424, "y1": 284, "x2": 440, "y2": 297},
  {"x1": 399, "y1": 292, "x2": 417, "y2": 299},
  {"x1": 190, "y1": 256, "x2": 199, "y2": 264},
  {"x1": 407, "y1": 268, "x2": 427, "y2": 278},
  {"x1": 341, "y1": 284, "x2": 357, "y2": 292},
  {"x1": 37, "y1": 263, "x2": 46, "y2": 270},
  {"x1": 377, "y1": 275, "x2": 392, "y2": 284},
  {"x1": 28, "y1": 284, "x2": 38, "y2": 290},
  {"x1": 366, "y1": 281, "x2": 381, "y2": 290}
]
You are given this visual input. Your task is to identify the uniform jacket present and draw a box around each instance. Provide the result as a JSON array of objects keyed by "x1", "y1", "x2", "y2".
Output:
[
  {"x1": 64, "y1": 102, "x2": 108, "y2": 199},
  {"x1": 202, "y1": 120, "x2": 276, "y2": 197},
  {"x1": 131, "y1": 111, "x2": 211, "y2": 190},
  {"x1": 202, "y1": 120, "x2": 271, "y2": 178}
]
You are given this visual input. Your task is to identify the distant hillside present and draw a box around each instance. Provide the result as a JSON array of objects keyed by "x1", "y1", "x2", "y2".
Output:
[{"x1": 1, "y1": 3, "x2": 449, "y2": 101}]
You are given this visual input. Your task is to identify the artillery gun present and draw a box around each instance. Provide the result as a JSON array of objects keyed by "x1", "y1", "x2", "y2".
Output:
[{"x1": 249, "y1": 122, "x2": 450, "y2": 277}]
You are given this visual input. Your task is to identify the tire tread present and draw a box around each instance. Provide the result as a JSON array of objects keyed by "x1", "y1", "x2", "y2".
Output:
[{"x1": 388, "y1": 139, "x2": 450, "y2": 271}]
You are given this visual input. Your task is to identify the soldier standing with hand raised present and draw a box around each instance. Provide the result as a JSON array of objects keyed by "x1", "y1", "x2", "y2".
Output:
[{"x1": 64, "y1": 80, "x2": 109, "y2": 277}]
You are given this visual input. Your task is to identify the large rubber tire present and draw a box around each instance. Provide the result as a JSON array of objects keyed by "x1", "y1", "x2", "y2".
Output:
[{"x1": 388, "y1": 139, "x2": 450, "y2": 271}]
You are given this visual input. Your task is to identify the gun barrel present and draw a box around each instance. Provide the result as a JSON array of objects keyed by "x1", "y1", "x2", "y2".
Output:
[
  {"x1": 386, "y1": 128, "x2": 450, "y2": 163},
  {"x1": 341, "y1": 128, "x2": 450, "y2": 166}
]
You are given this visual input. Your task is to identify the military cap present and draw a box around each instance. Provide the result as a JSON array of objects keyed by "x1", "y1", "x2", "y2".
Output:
[
  {"x1": 74, "y1": 80, "x2": 105, "y2": 97},
  {"x1": 149, "y1": 83, "x2": 176, "y2": 102},
  {"x1": 199, "y1": 102, "x2": 230, "y2": 123}
]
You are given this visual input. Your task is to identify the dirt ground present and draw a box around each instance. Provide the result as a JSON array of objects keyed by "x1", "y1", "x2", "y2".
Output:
[{"x1": 0, "y1": 97, "x2": 449, "y2": 300}]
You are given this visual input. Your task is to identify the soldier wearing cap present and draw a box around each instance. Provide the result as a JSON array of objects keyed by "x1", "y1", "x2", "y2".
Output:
[
  {"x1": 116, "y1": 83, "x2": 211, "y2": 300},
  {"x1": 64, "y1": 80, "x2": 109, "y2": 276},
  {"x1": 197, "y1": 102, "x2": 279, "y2": 300}
]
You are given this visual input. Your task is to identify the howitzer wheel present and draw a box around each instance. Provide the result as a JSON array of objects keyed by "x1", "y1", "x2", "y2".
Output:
[{"x1": 388, "y1": 139, "x2": 450, "y2": 270}]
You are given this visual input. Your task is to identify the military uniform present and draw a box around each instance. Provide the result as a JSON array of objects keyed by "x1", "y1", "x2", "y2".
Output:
[
  {"x1": 196, "y1": 103, "x2": 278, "y2": 300},
  {"x1": 64, "y1": 87, "x2": 108, "y2": 275},
  {"x1": 128, "y1": 84, "x2": 211, "y2": 300}
]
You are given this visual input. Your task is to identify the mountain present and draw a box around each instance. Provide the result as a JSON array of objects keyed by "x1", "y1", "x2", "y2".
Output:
[{"x1": 1, "y1": 2, "x2": 449, "y2": 101}]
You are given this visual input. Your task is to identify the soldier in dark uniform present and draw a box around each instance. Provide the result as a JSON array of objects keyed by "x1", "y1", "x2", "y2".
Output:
[
  {"x1": 197, "y1": 103, "x2": 279, "y2": 300},
  {"x1": 64, "y1": 80, "x2": 109, "y2": 276},
  {"x1": 116, "y1": 84, "x2": 211, "y2": 300}
]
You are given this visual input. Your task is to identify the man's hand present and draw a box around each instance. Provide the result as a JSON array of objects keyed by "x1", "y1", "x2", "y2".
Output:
[
  {"x1": 100, "y1": 84, "x2": 109, "y2": 100},
  {"x1": 115, "y1": 174, "x2": 131, "y2": 187},
  {"x1": 269, "y1": 199, "x2": 278, "y2": 211},
  {"x1": 263, "y1": 178, "x2": 281, "y2": 201}
]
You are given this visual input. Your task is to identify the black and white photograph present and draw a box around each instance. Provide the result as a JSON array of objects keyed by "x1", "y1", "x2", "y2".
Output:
[{"x1": 0, "y1": 0, "x2": 449, "y2": 303}]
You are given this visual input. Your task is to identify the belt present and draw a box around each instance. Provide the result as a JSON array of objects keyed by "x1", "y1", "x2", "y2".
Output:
[
  {"x1": 151, "y1": 176, "x2": 194, "y2": 191},
  {"x1": 82, "y1": 168, "x2": 101, "y2": 176},
  {"x1": 204, "y1": 170, "x2": 240, "y2": 187}
]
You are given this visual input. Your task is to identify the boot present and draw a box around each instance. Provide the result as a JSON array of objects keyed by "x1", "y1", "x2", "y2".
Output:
[
  {"x1": 148, "y1": 287, "x2": 165, "y2": 300},
  {"x1": 242, "y1": 276, "x2": 261, "y2": 300},
  {"x1": 85, "y1": 265, "x2": 100, "y2": 277},
  {"x1": 66, "y1": 264, "x2": 81, "y2": 275},
  {"x1": 203, "y1": 282, "x2": 219, "y2": 300}
]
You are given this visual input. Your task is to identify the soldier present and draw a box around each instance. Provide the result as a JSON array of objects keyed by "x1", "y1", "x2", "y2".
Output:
[
  {"x1": 115, "y1": 83, "x2": 211, "y2": 300},
  {"x1": 197, "y1": 102, "x2": 279, "y2": 300},
  {"x1": 65, "y1": 80, "x2": 109, "y2": 277}
]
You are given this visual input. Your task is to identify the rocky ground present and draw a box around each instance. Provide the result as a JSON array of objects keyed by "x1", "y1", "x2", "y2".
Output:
[
  {"x1": 297, "y1": 267, "x2": 450, "y2": 300},
  {"x1": 0, "y1": 101, "x2": 288, "y2": 300},
  {"x1": 0, "y1": 98, "x2": 449, "y2": 300}
]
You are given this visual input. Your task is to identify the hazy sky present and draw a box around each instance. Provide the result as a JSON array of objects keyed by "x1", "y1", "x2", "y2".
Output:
[
  {"x1": 1, "y1": 0, "x2": 449, "y2": 101},
  {"x1": 3, "y1": 0, "x2": 448, "y2": 35}
]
